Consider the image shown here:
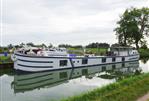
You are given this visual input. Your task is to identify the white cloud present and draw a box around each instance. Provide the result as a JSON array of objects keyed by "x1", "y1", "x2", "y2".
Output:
[{"x1": 1, "y1": 0, "x2": 149, "y2": 46}]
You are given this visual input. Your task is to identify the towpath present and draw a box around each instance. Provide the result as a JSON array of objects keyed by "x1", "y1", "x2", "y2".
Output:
[{"x1": 137, "y1": 92, "x2": 149, "y2": 101}]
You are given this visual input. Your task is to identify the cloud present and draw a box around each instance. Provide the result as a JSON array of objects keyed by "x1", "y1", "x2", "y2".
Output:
[{"x1": 1, "y1": 0, "x2": 149, "y2": 46}]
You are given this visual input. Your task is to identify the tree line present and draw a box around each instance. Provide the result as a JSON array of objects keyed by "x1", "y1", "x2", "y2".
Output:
[{"x1": 1, "y1": 42, "x2": 110, "y2": 50}]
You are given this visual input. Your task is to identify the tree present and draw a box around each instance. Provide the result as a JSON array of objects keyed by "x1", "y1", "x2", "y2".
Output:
[
  {"x1": 26, "y1": 42, "x2": 34, "y2": 47},
  {"x1": 48, "y1": 43, "x2": 53, "y2": 48},
  {"x1": 86, "y1": 42, "x2": 110, "y2": 48},
  {"x1": 114, "y1": 7, "x2": 149, "y2": 49},
  {"x1": 20, "y1": 43, "x2": 25, "y2": 47},
  {"x1": 72, "y1": 45, "x2": 83, "y2": 48},
  {"x1": 111, "y1": 43, "x2": 121, "y2": 47},
  {"x1": 7, "y1": 44, "x2": 13, "y2": 49},
  {"x1": 0, "y1": 47, "x2": 3, "y2": 53},
  {"x1": 41, "y1": 43, "x2": 47, "y2": 48},
  {"x1": 58, "y1": 44, "x2": 72, "y2": 48}
]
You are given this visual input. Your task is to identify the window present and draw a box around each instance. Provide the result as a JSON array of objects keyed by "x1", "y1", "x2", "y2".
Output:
[
  {"x1": 122, "y1": 57, "x2": 125, "y2": 61},
  {"x1": 60, "y1": 60, "x2": 67, "y2": 66},
  {"x1": 112, "y1": 57, "x2": 116, "y2": 62},
  {"x1": 59, "y1": 72, "x2": 68, "y2": 79},
  {"x1": 102, "y1": 58, "x2": 106, "y2": 63},
  {"x1": 82, "y1": 58, "x2": 88, "y2": 64}
]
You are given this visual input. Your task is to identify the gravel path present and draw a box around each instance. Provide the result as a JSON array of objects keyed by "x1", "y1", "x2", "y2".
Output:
[{"x1": 137, "y1": 92, "x2": 149, "y2": 101}]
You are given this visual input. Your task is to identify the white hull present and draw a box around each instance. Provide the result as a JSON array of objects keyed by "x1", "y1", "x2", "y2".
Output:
[{"x1": 13, "y1": 52, "x2": 140, "y2": 72}]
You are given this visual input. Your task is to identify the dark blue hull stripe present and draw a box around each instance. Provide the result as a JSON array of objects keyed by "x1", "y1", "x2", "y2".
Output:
[
  {"x1": 18, "y1": 59, "x2": 53, "y2": 63},
  {"x1": 15, "y1": 53, "x2": 139, "y2": 59},
  {"x1": 18, "y1": 64, "x2": 53, "y2": 68}
]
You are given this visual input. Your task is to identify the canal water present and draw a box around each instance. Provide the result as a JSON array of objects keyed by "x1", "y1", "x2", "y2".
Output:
[{"x1": 0, "y1": 59, "x2": 149, "y2": 101}]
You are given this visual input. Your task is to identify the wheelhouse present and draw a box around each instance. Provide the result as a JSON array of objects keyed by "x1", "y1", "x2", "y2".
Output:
[{"x1": 110, "y1": 47, "x2": 138, "y2": 56}]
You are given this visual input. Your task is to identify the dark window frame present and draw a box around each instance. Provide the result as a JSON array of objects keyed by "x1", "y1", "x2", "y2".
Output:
[
  {"x1": 60, "y1": 60, "x2": 67, "y2": 66},
  {"x1": 122, "y1": 57, "x2": 125, "y2": 61},
  {"x1": 112, "y1": 57, "x2": 116, "y2": 62},
  {"x1": 102, "y1": 58, "x2": 106, "y2": 63},
  {"x1": 82, "y1": 58, "x2": 88, "y2": 64}
]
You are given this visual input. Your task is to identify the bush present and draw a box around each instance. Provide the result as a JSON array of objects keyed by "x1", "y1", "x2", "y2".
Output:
[{"x1": 139, "y1": 49, "x2": 149, "y2": 58}]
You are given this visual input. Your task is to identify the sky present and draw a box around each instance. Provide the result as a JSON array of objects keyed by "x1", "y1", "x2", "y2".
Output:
[{"x1": 1, "y1": 0, "x2": 149, "y2": 46}]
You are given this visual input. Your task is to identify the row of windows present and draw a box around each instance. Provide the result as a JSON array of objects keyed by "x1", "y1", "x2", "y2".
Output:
[
  {"x1": 59, "y1": 58, "x2": 88, "y2": 67},
  {"x1": 102, "y1": 57, "x2": 125, "y2": 63},
  {"x1": 73, "y1": 59, "x2": 88, "y2": 64},
  {"x1": 59, "y1": 57, "x2": 125, "y2": 66},
  {"x1": 102, "y1": 57, "x2": 116, "y2": 63}
]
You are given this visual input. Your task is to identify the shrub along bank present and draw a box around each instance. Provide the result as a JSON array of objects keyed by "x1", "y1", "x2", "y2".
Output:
[
  {"x1": 139, "y1": 49, "x2": 149, "y2": 58},
  {"x1": 0, "y1": 56, "x2": 12, "y2": 64}
]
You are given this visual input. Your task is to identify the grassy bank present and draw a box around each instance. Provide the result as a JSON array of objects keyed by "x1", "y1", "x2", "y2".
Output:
[
  {"x1": 61, "y1": 73, "x2": 149, "y2": 101},
  {"x1": 68, "y1": 48, "x2": 108, "y2": 55},
  {"x1": 0, "y1": 56, "x2": 12, "y2": 64}
]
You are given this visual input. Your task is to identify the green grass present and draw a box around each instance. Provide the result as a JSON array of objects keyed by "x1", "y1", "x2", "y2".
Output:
[
  {"x1": 61, "y1": 73, "x2": 149, "y2": 101},
  {"x1": 86, "y1": 48, "x2": 107, "y2": 55},
  {"x1": 0, "y1": 56, "x2": 12, "y2": 64},
  {"x1": 68, "y1": 48, "x2": 108, "y2": 55}
]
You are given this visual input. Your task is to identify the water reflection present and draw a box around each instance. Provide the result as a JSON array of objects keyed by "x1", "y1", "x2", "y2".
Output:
[
  {"x1": 0, "y1": 67, "x2": 14, "y2": 76},
  {"x1": 99, "y1": 61, "x2": 141, "y2": 81},
  {"x1": 11, "y1": 61, "x2": 141, "y2": 94}
]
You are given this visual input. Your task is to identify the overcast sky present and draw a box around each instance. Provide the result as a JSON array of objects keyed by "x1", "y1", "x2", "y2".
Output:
[{"x1": 1, "y1": 0, "x2": 149, "y2": 46}]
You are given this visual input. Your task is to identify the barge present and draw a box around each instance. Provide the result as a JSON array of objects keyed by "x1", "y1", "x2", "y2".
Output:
[{"x1": 11, "y1": 47, "x2": 139, "y2": 72}]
